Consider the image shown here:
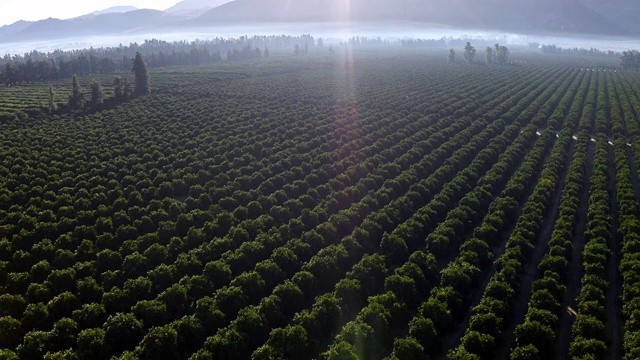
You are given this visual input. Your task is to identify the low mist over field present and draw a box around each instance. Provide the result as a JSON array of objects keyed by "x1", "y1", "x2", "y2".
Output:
[
  {"x1": 2, "y1": 0, "x2": 640, "y2": 55},
  {"x1": 2, "y1": 24, "x2": 640, "y2": 56}
]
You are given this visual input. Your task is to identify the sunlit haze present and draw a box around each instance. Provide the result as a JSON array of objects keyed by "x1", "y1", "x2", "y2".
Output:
[{"x1": 0, "y1": 0, "x2": 178, "y2": 26}]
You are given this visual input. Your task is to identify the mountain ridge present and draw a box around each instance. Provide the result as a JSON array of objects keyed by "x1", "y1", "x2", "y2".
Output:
[
  {"x1": 89, "y1": 6, "x2": 139, "y2": 16},
  {"x1": 0, "y1": 0, "x2": 638, "y2": 46},
  {"x1": 165, "y1": 0, "x2": 232, "y2": 13},
  {"x1": 194, "y1": 0, "x2": 636, "y2": 35},
  {"x1": 2, "y1": 10, "x2": 181, "y2": 42}
]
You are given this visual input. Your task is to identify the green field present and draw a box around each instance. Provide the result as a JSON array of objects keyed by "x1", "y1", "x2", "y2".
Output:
[{"x1": 1, "y1": 48, "x2": 639, "y2": 359}]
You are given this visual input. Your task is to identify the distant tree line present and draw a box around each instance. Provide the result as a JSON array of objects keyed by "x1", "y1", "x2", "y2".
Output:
[
  {"x1": 344, "y1": 37, "x2": 388, "y2": 47},
  {"x1": 0, "y1": 35, "x2": 317, "y2": 86},
  {"x1": 227, "y1": 45, "x2": 267, "y2": 61},
  {"x1": 1, "y1": 54, "x2": 120, "y2": 85},
  {"x1": 48, "y1": 52, "x2": 150, "y2": 113},
  {"x1": 145, "y1": 48, "x2": 223, "y2": 68},
  {"x1": 620, "y1": 50, "x2": 640, "y2": 70},
  {"x1": 401, "y1": 38, "x2": 447, "y2": 48},
  {"x1": 1, "y1": 35, "x2": 315, "y2": 65},
  {"x1": 401, "y1": 37, "x2": 507, "y2": 49},
  {"x1": 539, "y1": 44, "x2": 618, "y2": 58},
  {"x1": 537, "y1": 43, "x2": 640, "y2": 69},
  {"x1": 450, "y1": 42, "x2": 510, "y2": 65},
  {"x1": 447, "y1": 37, "x2": 503, "y2": 48},
  {"x1": 486, "y1": 44, "x2": 510, "y2": 65}
]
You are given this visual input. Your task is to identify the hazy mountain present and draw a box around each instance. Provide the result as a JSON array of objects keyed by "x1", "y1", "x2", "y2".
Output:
[
  {"x1": 194, "y1": 0, "x2": 633, "y2": 35},
  {"x1": 1, "y1": 10, "x2": 183, "y2": 42},
  {"x1": 70, "y1": 6, "x2": 140, "y2": 21},
  {"x1": 577, "y1": 0, "x2": 640, "y2": 33},
  {"x1": 165, "y1": 0, "x2": 233, "y2": 16},
  {"x1": 90, "y1": 6, "x2": 139, "y2": 16},
  {"x1": 0, "y1": 20, "x2": 33, "y2": 40},
  {"x1": 0, "y1": 0, "x2": 637, "y2": 46},
  {"x1": 0, "y1": 1, "x2": 231, "y2": 44}
]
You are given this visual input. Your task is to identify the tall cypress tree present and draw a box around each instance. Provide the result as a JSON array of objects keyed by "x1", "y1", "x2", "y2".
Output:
[
  {"x1": 132, "y1": 52, "x2": 150, "y2": 96},
  {"x1": 114, "y1": 76, "x2": 123, "y2": 100},
  {"x1": 48, "y1": 85, "x2": 57, "y2": 112},
  {"x1": 68, "y1": 74, "x2": 84, "y2": 108},
  {"x1": 90, "y1": 79, "x2": 104, "y2": 106}
]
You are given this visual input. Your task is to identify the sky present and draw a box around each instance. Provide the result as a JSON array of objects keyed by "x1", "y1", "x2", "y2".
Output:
[{"x1": 0, "y1": 0, "x2": 179, "y2": 27}]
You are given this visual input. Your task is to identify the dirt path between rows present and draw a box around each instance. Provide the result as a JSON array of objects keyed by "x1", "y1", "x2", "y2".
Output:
[
  {"x1": 435, "y1": 136, "x2": 551, "y2": 360},
  {"x1": 555, "y1": 140, "x2": 595, "y2": 359},
  {"x1": 606, "y1": 142, "x2": 623, "y2": 360},
  {"x1": 494, "y1": 138, "x2": 576, "y2": 360},
  {"x1": 626, "y1": 145, "x2": 640, "y2": 214},
  {"x1": 435, "y1": 216, "x2": 515, "y2": 360}
]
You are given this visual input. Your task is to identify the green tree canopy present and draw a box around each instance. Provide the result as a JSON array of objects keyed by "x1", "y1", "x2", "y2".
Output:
[
  {"x1": 68, "y1": 74, "x2": 84, "y2": 108},
  {"x1": 90, "y1": 79, "x2": 104, "y2": 106},
  {"x1": 132, "y1": 52, "x2": 150, "y2": 96}
]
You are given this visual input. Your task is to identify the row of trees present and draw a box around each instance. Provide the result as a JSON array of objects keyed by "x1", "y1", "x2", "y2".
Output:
[
  {"x1": 607, "y1": 69, "x2": 640, "y2": 358},
  {"x1": 511, "y1": 133, "x2": 589, "y2": 358},
  {"x1": 250, "y1": 65, "x2": 577, "y2": 359},
  {"x1": 1, "y1": 54, "x2": 120, "y2": 84},
  {"x1": 0, "y1": 35, "x2": 316, "y2": 66},
  {"x1": 511, "y1": 67, "x2": 627, "y2": 358},
  {"x1": 452, "y1": 128, "x2": 570, "y2": 359},
  {"x1": 1, "y1": 56, "x2": 501, "y2": 358},
  {"x1": 254, "y1": 116, "x2": 511, "y2": 359},
  {"x1": 227, "y1": 45, "x2": 268, "y2": 62},
  {"x1": 48, "y1": 52, "x2": 149, "y2": 111},
  {"x1": 449, "y1": 42, "x2": 509, "y2": 65},
  {"x1": 194, "y1": 83, "x2": 514, "y2": 358},
  {"x1": 402, "y1": 37, "x2": 516, "y2": 50},
  {"x1": 149, "y1": 65, "x2": 512, "y2": 358},
  {"x1": 401, "y1": 38, "x2": 447, "y2": 48},
  {"x1": 131, "y1": 61, "x2": 553, "y2": 359},
  {"x1": 0, "y1": 43, "x2": 269, "y2": 86},
  {"x1": 540, "y1": 44, "x2": 619, "y2": 58},
  {"x1": 620, "y1": 50, "x2": 640, "y2": 70},
  {"x1": 568, "y1": 132, "x2": 611, "y2": 358},
  {"x1": 486, "y1": 44, "x2": 510, "y2": 65},
  {"x1": 145, "y1": 48, "x2": 223, "y2": 68},
  {"x1": 428, "y1": 67, "x2": 576, "y2": 359},
  {"x1": 404, "y1": 65, "x2": 588, "y2": 359},
  {"x1": 2, "y1": 55, "x2": 640, "y2": 358},
  {"x1": 390, "y1": 123, "x2": 535, "y2": 359},
  {"x1": 325, "y1": 119, "x2": 519, "y2": 359}
]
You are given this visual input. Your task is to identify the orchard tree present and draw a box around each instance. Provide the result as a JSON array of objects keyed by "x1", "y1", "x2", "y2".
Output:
[
  {"x1": 132, "y1": 52, "x2": 150, "y2": 96},
  {"x1": 464, "y1": 42, "x2": 476, "y2": 63},
  {"x1": 448, "y1": 48, "x2": 456, "y2": 63},
  {"x1": 124, "y1": 78, "x2": 131, "y2": 99},
  {"x1": 77, "y1": 328, "x2": 110, "y2": 360},
  {"x1": 393, "y1": 337, "x2": 427, "y2": 360},
  {"x1": 137, "y1": 325, "x2": 178, "y2": 360},
  {"x1": 485, "y1": 47, "x2": 493, "y2": 64},
  {"x1": 113, "y1": 76, "x2": 128, "y2": 100},
  {"x1": 495, "y1": 43, "x2": 510, "y2": 64},
  {"x1": 104, "y1": 313, "x2": 144, "y2": 354},
  {"x1": 91, "y1": 79, "x2": 104, "y2": 106},
  {"x1": 68, "y1": 74, "x2": 84, "y2": 108},
  {"x1": 0, "y1": 316, "x2": 21, "y2": 348},
  {"x1": 48, "y1": 85, "x2": 57, "y2": 112}
]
